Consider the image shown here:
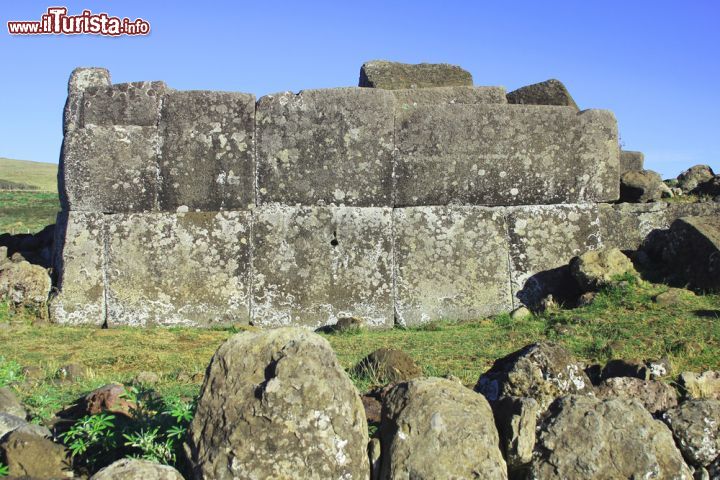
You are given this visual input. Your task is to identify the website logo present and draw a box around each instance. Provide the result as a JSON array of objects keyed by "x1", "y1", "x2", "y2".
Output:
[{"x1": 8, "y1": 7, "x2": 150, "y2": 36}]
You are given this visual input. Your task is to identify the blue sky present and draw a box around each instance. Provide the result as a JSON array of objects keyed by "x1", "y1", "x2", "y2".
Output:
[{"x1": 1, "y1": 0, "x2": 718, "y2": 178}]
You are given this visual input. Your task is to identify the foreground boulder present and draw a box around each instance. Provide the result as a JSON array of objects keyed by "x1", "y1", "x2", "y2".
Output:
[
  {"x1": 620, "y1": 169, "x2": 666, "y2": 202},
  {"x1": 0, "y1": 258, "x2": 51, "y2": 305},
  {"x1": 505, "y1": 79, "x2": 578, "y2": 109},
  {"x1": 380, "y1": 377, "x2": 507, "y2": 479},
  {"x1": 662, "y1": 216, "x2": 720, "y2": 291},
  {"x1": 677, "y1": 164, "x2": 715, "y2": 193},
  {"x1": 595, "y1": 377, "x2": 678, "y2": 414},
  {"x1": 663, "y1": 400, "x2": 720, "y2": 469},
  {"x1": 569, "y1": 247, "x2": 637, "y2": 291},
  {"x1": 0, "y1": 387, "x2": 27, "y2": 419},
  {"x1": 530, "y1": 395, "x2": 692, "y2": 479},
  {"x1": 359, "y1": 60, "x2": 472, "y2": 89},
  {"x1": 90, "y1": 458, "x2": 184, "y2": 480},
  {"x1": 0, "y1": 412, "x2": 50, "y2": 440},
  {"x1": 185, "y1": 328, "x2": 369, "y2": 479},
  {"x1": 491, "y1": 396, "x2": 539, "y2": 475},
  {"x1": 475, "y1": 342, "x2": 593, "y2": 412},
  {"x1": 0, "y1": 429, "x2": 72, "y2": 478}
]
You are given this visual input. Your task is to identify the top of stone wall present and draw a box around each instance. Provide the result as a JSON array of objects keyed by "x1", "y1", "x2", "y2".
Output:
[{"x1": 359, "y1": 60, "x2": 473, "y2": 89}]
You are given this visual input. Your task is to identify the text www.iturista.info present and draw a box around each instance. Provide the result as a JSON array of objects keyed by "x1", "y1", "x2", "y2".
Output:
[{"x1": 7, "y1": 7, "x2": 150, "y2": 36}]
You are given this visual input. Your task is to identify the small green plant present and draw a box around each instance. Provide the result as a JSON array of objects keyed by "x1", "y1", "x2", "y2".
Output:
[
  {"x1": 61, "y1": 413, "x2": 118, "y2": 469},
  {"x1": 0, "y1": 462, "x2": 9, "y2": 477},
  {"x1": 0, "y1": 356, "x2": 23, "y2": 387}
]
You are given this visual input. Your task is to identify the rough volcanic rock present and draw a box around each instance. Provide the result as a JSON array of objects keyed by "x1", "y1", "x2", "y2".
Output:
[
  {"x1": 620, "y1": 169, "x2": 666, "y2": 202},
  {"x1": 185, "y1": 328, "x2": 369, "y2": 480},
  {"x1": 90, "y1": 458, "x2": 184, "y2": 480},
  {"x1": 359, "y1": 60, "x2": 473, "y2": 89},
  {"x1": 0, "y1": 412, "x2": 51, "y2": 440},
  {"x1": 595, "y1": 377, "x2": 678, "y2": 414},
  {"x1": 530, "y1": 395, "x2": 692, "y2": 479},
  {"x1": 677, "y1": 165, "x2": 715, "y2": 193},
  {"x1": 679, "y1": 371, "x2": 720, "y2": 400},
  {"x1": 0, "y1": 259, "x2": 51, "y2": 305},
  {"x1": 570, "y1": 247, "x2": 637, "y2": 291},
  {"x1": 353, "y1": 348, "x2": 423, "y2": 384},
  {"x1": 0, "y1": 388, "x2": 26, "y2": 419},
  {"x1": 491, "y1": 396, "x2": 539, "y2": 474},
  {"x1": 0, "y1": 429, "x2": 72, "y2": 478},
  {"x1": 506, "y1": 79, "x2": 578, "y2": 109},
  {"x1": 663, "y1": 400, "x2": 720, "y2": 468},
  {"x1": 620, "y1": 150, "x2": 645, "y2": 174},
  {"x1": 662, "y1": 216, "x2": 720, "y2": 292},
  {"x1": 379, "y1": 377, "x2": 507, "y2": 479}
]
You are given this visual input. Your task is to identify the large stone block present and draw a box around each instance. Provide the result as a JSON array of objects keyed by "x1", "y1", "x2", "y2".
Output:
[
  {"x1": 81, "y1": 81, "x2": 168, "y2": 127},
  {"x1": 256, "y1": 88, "x2": 395, "y2": 207},
  {"x1": 395, "y1": 104, "x2": 619, "y2": 206},
  {"x1": 251, "y1": 206, "x2": 393, "y2": 328},
  {"x1": 599, "y1": 203, "x2": 669, "y2": 251},
  {"x1": 105, "y1": 211, "x2": 251, "y2": 327},
  {"x1": 506, "y1": 79, "x2": 579, "y2": 110},
  {"x1": 159, "y1": 91, "x2": 255, "y2": 211},
  {"x1": 392, "y1": 86, "x2": 507, "y2": 106},
  {"x1": 393, "y1": 206, "x2": 512, "y2": 325},
  {"x1": 620, "y1": 150, "x2": 644, "y2": 174},
  {"x1": 61, "y1": 125, "x2": 160, "y2": 212},
  {"x1": 507, "y1": 204, "x2": 602, "y2": 307},
  {"x1": 64, "y1": 67, "x2": 111, "y2": 134},
  {"x1": 359, "y1": 60, "x2": 473, "y2": 89},
  {"x1": 50, "y1": 211, "x2": 106, "y2": 326}
]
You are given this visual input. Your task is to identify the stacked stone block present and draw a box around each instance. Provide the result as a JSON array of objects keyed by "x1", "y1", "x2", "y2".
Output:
[{"x1": 52, "y1": 65, "x2": 720, "y2": 328}]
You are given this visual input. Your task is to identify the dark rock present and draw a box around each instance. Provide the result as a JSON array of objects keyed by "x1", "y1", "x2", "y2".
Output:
[
  {"x1": 595, "y1": 377, "x2": 678, "y2": 414},
  {"x1": 601, "y1": 359, "x2": 649, "y2": 381},
  {"x1": 0, "y1": 430, "x2": 72, "y2": 478},
  {"x1": 361, "y1": 394, "x2": 382, "y2": 424},
  {"x1": 332, "y1": 316, "x2": 365, "y2": 332},
  {"x1": 620, "y1": 169, "x2": 666, "y2": 202},
  {"x1": 575, "y1": 291, "x2": 597, "y2": 307},
  {"x1": 662, "y1": 216, "x2": 720, "y2": 292},
  {"x1": 506, "y1": 79, "x2": 578, "y2": 109},
  {"x1": 359, "y1": 60, "x2": 473, "y2": 89},
  {"x1": 693, "y1": 175, "x2": 720, "y2": 198},
  {"x1": 677, "y1": 165, "x2": 715, "y2": 193},
  {"x1": 663, "y1": 399, "x2": 720, "y2": 468},
  {"x1": 353, "y1": 348, "x2": 423, "y2": 384}
]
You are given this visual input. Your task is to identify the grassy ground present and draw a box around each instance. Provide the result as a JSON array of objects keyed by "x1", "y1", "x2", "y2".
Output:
[
  {"x1": 1, "y1": 278, "x2": 719, "y2": 424},
  {"x1": 0, "y1": 191, "x2": 60, "y2": 234},
  {"x1": 0, "y1": 158, "x2": 58, "y2": 193}
]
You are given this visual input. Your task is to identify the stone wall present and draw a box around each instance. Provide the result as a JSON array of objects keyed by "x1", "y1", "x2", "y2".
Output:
[{"x1": 52, "y1": 66, "x2": 720, "y2": 328}]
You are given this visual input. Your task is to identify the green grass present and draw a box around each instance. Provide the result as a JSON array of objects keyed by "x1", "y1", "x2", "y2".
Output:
[
  {"x1": 0, "y1": 158, "x2": 58, "y2": 193},
  {"x1": 0, "y1": 191, "x2": 60, "y2": 234},
  {"x1": 1, "y1": 279, "x2": 719, "y2": 424}
]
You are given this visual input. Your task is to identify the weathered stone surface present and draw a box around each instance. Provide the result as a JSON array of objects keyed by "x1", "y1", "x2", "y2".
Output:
[
  {"x1": 395, "y1": 104, "x2": 618, "y2": 206},
  {"x1": 393, "y1": 206, "x2": 512, "y2": 325},
  {"x1": 257, "y1": 88, "x2": 395, "y2": 207},
  {"x1": 0, "y1": 388, "x2": 26, "y2": 419},
  {"x1": 491, "y1": 396, "x2": 539, "y2": 473},
  {"x1": 380, "y1": 377, "x2": 507, "y2": 479},
  {"x1": 391, "y1": 86, "x2": 506, "y2": 105},
  {"x1": 506, "y1": 204, "x2": 602, "y2": 307},
  {"x1": 620, "y1": 150, "x2": 645, "y2": 174},
  {"x1": 679, "y1": 371, "x2": 720, "y2": 400},
  {"x1": 81, "y1": 81, "x2": 167, "y2": 127},
  {"x1": 596, "y1": 377, "x2": 678, "y2": 414},
  {"x1": 677, "y1": 164, "x2": 715, "y2": 193},
  {"x1": 620, "y1": 169, "x2": 665, "y2": 202},
  {"x1": 598, "y1": 202, "x2": 669, "y2": 250},
  {"x1": 569, "y1": 247, "x2": 637, "y2": 291},
  {"x1": 61, "y1": 125, "x2": 159, "y2": 212},
  {"x1": 51, "y1": 211, "x2": 106, "y2": 326},
  {"x1": 662, "y1": 216, "x2": 720, "y2": 291},
  {"x1": 159, "y1": 90, "x2": 255, "y2": 211},
  {"x1": 530, "y1": 395, "x2": 692, "y2": 479},
  {"x1": 64, "y1": 67, "x2": 111, "y2": 134},
  {"x1": 663, "y1": 400, "x2": 720, "y2": 468},
  {"x1": 694, "y1": 175, "x2": 720, "y2": 198},
  {"x1": 0, "y1": 259, "x2": 50, "y2": 305},
  {"x1": 0, "y1": 413, "x2": 50, "y2": 440},
  {"x1": 353, "y1": 348, "x2": 423, "y2": 384},
  {"x1": 359, "y1": 60, "x2": 473, "y2": 89},
  {"x1": 506, "y1": 79, "x2": 578, "y2": 109},
  {"x1": 90, "y1": 458, "x2": 184, "y2": 480},
  {"x1": 252, "y1": 206, "x2": 393, "y2": 328},
  {"x1": 475, "y1": 342, "x2": 593, "y2": 412},
  {"x1": 185, "y1": 328, "x2": 369, "y2": 479},
  {"x1": 106, "y1": 211, "x2": 251, "y2": 327},
  {"x1": 0, "y1": 430, "x2": 72, "y2": 478}
]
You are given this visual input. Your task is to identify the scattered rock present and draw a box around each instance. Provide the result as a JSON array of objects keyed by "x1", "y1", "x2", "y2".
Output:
[
  {"x1": 359, "y1": 60, "x2": 473, "y2": 89},
  {"x1": 601, "y1": 359, "x2": 649, "y2": 381},
  {"x1": 57, "y1": 363, "x2": 86, "y2": 382},
  {"x1": 380, "y1": 377, "x2": 507, "y2": 479},
  {"x1": 185, "y1": 328, "x2": 369, "y2": 479},
  {"x1": 575, "y1": 291, "x2": 597, "y2": 307},
  {"x1": 90, "y1": 458, "x2": 184, "y2": 479},
  {"x1": 361, "y1": 393, "x2": 382, "y2": 424},
  {"x1": 332, "y1": 316, "x2": 365, "y2": 332},
  {"x1": 679, "y1": 371, "x2": 720, "y2": 401},
  {"x1": 672, "y1": 186, "x2": 684, "y2": 196},
  {"x1": 353, "y1": 348, "x2": 423, "y2": 384},
  {"x1": 570, "y1": 247, "x2": 637, "y2": 291},
  {"x1": 510, "y1": 306, "x2": 532, "y2": 320},
  {"x1": 595, "y1": 377, "x2": 678, "y2": 414},
  {"x1": 677, "y1": 165, "x2": 715, "y2": 193},
  {"x1": 646, "y1": 357, "x2": 673, "y2": 380},
  {"x1": 0, "y1": 387, "x2": 26, "y2": 419},
  {"x1": 475, "y1": 342, "x2": 593, "y2": 412},
  {"x1": 0, "y1": 259, "x2": 51, "y2": 305},
  {"x1": 693, "y1": 174, "x2": 720, "y2": 198},
  {"x1": 0, "y1": 412, "x2": 51, "y2": 440},
  {"x1": 662, "y1": 216, "x2": 720, "y2": 292},
  {"x1": 653, "y1": 288, "x2": 694, "y2": 306},
  {"x1": 530, "y1": 395, "x2": 692, "y2": 479},
  {"x1": 133, "y1": 371, "x2": 160, "y2": 385},
  {"x1": 0, "y1": 429, "x2": 72, "y2": 478},
  {"x1": 620, "y1": 169, "x2": 666, "y2": 202},
  {"x1": 491, "y1": 396, "x2": 539, "y2": 474},
  {"x1": 506, "y1": 79, "x2": 578, "y2": 109},
  {"x1": 21, "y1": 365, "x2": 44, "y2": 382},
  {"x1": 663, "y1": 400, "x2": 720, "y2": 468}
]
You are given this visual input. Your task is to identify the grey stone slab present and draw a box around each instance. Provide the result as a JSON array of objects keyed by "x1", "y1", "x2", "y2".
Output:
[
  {"x1": 359, "y1": 60, "x2": 473, "y2": 89},
  {"x1": 159, "y1": 91, "x2": 256, "y2": 211},
  {"x1": 620, "y1": 150, "x2": 645, "y2": 174},
  {"x1": 506, "y1": 79, "x2": 579, "y2": 110},
  {"x1": 393, "y1": 206, "x2": 512, "y2": 326},
  {"x1": 105, "y1": 211, "x2": 251, "y2": 327},
  {"x1": 81, "y1": 81, "x2": 168, "y2": 127},
  {"x1": 256, "y1": 88, "x2": 395, "y2": 207},
  {"x1": 599, "y1": 203, "x2": 670, "y2": 251},
  {"x1": 64, "y1": 67, "x2": 111, "y2": 134},
  {"x1": 392, "y1": 86, "x2": 507, "y2": 106},
  {"x1": 506, "y1": 204, "x2": 602, "y2": 307},
  {"x1": 61, "y1": 125, "x2": 160, "y2": 213},
  {"x1": 395, "y1": 104, "x2": 619, "y2": 206},
  {"x1": 50, "y1": 211, "x2": 106, "y2": 326},
  {"x1": 251, "y1": 206, "x2": 393, "y2": 328}
]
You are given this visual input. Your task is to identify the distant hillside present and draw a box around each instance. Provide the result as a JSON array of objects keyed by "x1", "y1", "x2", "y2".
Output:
[{"x1": 0, "y1": 157, "x2": 57, "y2": 192}]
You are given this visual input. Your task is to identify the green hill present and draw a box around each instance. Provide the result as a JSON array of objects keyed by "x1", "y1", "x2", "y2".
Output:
[{"x1": 0, "y1": 157, "x2": 58, "y2": 193}]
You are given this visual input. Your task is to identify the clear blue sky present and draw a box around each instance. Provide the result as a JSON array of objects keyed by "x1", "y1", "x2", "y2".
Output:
[{"x1": 1, "y1": 0, "x2": 718, "y2": 178}]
